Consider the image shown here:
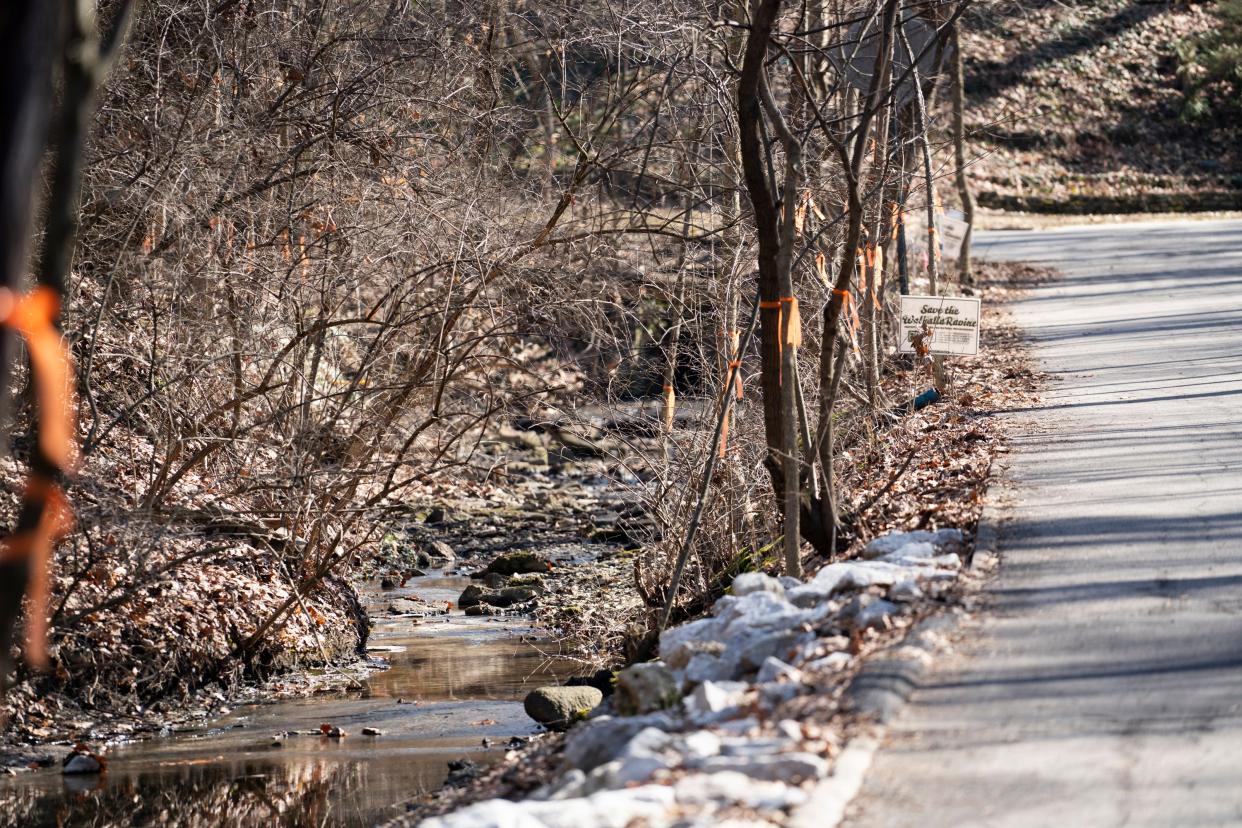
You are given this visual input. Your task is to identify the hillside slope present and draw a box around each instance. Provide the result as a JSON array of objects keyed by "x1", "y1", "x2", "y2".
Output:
[{"x1": 964, "y1": 0, "x2": 1241, "y2": 212}]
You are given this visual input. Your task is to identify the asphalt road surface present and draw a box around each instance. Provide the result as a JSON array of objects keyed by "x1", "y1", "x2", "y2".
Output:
[{"x1": 846, "y1": 219, "x2": 1242, "y2": 827}]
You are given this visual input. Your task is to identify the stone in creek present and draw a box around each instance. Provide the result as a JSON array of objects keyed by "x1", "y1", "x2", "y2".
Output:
[
  {"x1": 524, "y1": 685, "x2": 604, "y2": 731},
  {"x1": 613, "y1": 663, "x2": 680, "y2": 716},
  {"x1": 62, "y1": 753, "x2": 103, "y2": 775},
  {"x1": 457, "y1": 584, "x2": 485, "y2": 608},
  {"x1": 483, "y1": 586, "x2": 536, "y2": 607},
  {"x1": 460, "y1": 584, "x2": 536, "y2": 609},
  {"x1": 422, "y1": 539, "x2": 457, "y2": 563},
  {"x1": 484, "y1": 550, "x2": 551, "y2": 576},
  {"x1": 444, "y1": 758, "x2": 482, "y2": 788},
  {"x1": 388, "y1": 597, "x2": 446, "y2": 616}
]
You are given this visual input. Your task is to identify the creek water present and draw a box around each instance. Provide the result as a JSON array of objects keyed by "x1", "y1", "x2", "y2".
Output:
[{"x1": 0, "y1": 573, "x2": 577, "y2": 827}]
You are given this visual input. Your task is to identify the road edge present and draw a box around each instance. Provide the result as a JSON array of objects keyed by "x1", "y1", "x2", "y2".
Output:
[{"x1": 805, "y1": 469, "x2": 1008, "y2": 827}]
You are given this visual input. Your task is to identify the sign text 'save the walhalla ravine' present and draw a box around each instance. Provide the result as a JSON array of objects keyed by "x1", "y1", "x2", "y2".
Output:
[{"x1": 897, "y1": 294, "x2": 981, "y2": 356}]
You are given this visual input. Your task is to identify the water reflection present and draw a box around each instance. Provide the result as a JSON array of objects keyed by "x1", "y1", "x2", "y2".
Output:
[
  {"x1": 5, "y1": 759, "x2": 400, "y2": 828},
  {"x1": 0, "y1": 574, "x2": 576, "y2": 827}
]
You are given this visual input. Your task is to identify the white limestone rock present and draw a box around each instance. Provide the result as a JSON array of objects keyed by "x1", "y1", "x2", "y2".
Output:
[
  {"x1": 801, "y1": 651, "x2": 853, "y2": 674},
  {"x1": 659, "y1": 616, "x2": 723, "y2": 656},
  {"x1": 756, "y1": 657, "x2": 802, "y2": 685},
  {"x1": 673, "y1": 770, "x2": 810, "y2": 811},
  {"x1": 731, "y1": 572, "x2": 786, "y2": 597},
  {"x1": 685, "y1": 680, "x2": 750, "y2": 720},
  {"x1": 692, "y1": 752, "x2": 830, "y2": 783},
  {"x1": 562, "y1": 713, "x2": 677, "y2": 772},
  {"x1": 889, "y1": 577, "x2": 925, "y2": 602},
  {"x1": 861, "y1": 528, "x2": 964, "y2": 559},
  {"x1": 683, "y1": 651, "x2": 733, "y2": 685}
]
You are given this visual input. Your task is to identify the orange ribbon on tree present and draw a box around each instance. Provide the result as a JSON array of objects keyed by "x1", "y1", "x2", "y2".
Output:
[
  {"x1": 0, "y1": 286, "x2": 78, "y2": 671},
  {"x1": 833, "y1": 288, "x2": 862, "y2": 357}
]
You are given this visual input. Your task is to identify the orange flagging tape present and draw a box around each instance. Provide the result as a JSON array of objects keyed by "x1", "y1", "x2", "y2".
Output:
[
  {"x1": 0, "y1": 286, "x2": 79, "y2": 670},
  {"x1": 0, "y1": 481, "x2": 73, "y2": 670},
  {"x1": 759, "y1": 298, "x2": 801, "y2": 350},
  {"x1": 814, "y1": 251, "x2": 829, "y2": 286},
  {"x1": 728, "y1": 359, "x2": 743, "y2": 401},
  {"x1": 871, "y1": 246, "x2": 884, "y2": 310},
  {"x1": 0, "y1": 287, "x2": 76, "y2": 472},
  {"x1": 779, "y1": 296, "x2": 802, "y2": 348},
  {"x1": 832, "y1": 288, "x2": 862, "y2": 357},
  {"x1": 662, "y1": 384, "x2": 675, "y2": 432}
]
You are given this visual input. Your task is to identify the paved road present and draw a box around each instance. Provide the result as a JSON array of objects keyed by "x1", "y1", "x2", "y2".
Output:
[{"x1": 846, "y1": 220, "x2": 1242, "y2": 827}]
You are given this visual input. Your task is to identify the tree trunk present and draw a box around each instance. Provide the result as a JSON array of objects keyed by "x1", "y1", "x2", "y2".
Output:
[{"x1": 951, "y1": 21, "x2": 975, "y2": 284}]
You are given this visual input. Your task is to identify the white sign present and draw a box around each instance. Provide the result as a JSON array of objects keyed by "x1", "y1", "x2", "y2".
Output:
[
  {"x1": 938, "y1": 215, "x2": 969, "y2": 260},
  {"x1": 898, "y1": 294, "x2": 981, "y2": 356}
]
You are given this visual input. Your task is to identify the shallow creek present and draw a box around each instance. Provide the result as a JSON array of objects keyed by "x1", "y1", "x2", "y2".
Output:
[{"x1": 0, "y1": 573, "x2": 577, "y2": 827}]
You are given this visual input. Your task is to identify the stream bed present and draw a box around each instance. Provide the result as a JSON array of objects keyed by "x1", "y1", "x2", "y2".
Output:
[{"x1": 0, "y1": 573, "x2": 578, "y2": 827}]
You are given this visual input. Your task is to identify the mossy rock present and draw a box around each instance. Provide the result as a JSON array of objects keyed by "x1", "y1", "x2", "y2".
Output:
[
  {"x1": 523, "y1": 686, "x2": 603, "y2": 731},
  {"x1": 507, "y1": 573, "x2": 547, "y2": 589}
]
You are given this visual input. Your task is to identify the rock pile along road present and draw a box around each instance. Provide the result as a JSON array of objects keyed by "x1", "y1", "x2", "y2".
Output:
[{"x1": 847, "y1": 219, "x2": 1242, "y2": 827}]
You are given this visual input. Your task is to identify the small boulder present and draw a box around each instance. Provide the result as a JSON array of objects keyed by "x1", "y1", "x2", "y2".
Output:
[
  {"x1": 889, "y1": 578, "x2": 924, "y2": 602},
  {"x1": 732, "y1": 572, "x2": 785, "y2": 597},
  {"x1": 685, "y1": 680, "x2": 750, "y2": 719},
  {"x1": 62, "y1": 746, "x2": 104, "y2": 775},
  {"x1": 663, "y1": 639, "x2": 725, "y2": 671},
  {"x1": 840, "y1": 594, "x2": 901, "y2": 631},
  {"x1": 491, "y1": 586, "x2": 537, "y2": 606},
  {"x1": 523, "y1": 685, "x2": 603, "y2": 730},
  {"x1": 388, "y1": 597, "x2": 446, "y2": 616},
  {"x1": 561, "y1": 713, "x2": 678, "y2": 771},
  {"x1": 507, "y1": 573, "x2": 546, "y2": 590},
  {"x1": 444, "y1": 758, "x2": 482, "y2": 787},
  {"x1": 861, "y1": 528, "x2": 964, "y2": 559},
  {"x1": 423, "y1": 540, "x2": 456, "y2": 563},
  {"x1": 613, "y1": 663, "x2": 680, "y2": 716},
  {"x1": 693, "y1": 752, "x2": 829, "y2": 783},
  {"x1": 757, "y1": 657, "x2": 802, "y2": 685},
  {"x1": 484, "y1": 551, "x2": 550, "y2": 576},
  {"x1": 683, "y1": 651, "x2": 733, "y2": 685},
  {"x1": 738, "y1": 629, "x2": 806, "y2": 673},
  {"x1": 802, "y1": 652, "x2": 853, "y2": 674},
  {"x1": 457, "y1": 584, "x2": 485, "y2": 608}
]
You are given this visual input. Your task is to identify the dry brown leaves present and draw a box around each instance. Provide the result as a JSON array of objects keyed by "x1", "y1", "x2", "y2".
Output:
[{"x1": 831, "y1": 259, "x2": 1052, "y2": 556}]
